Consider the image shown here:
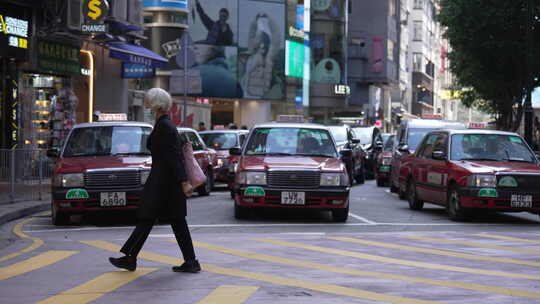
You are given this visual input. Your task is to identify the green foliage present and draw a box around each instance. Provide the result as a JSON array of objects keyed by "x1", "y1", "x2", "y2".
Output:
[{"x1": 438, "y1": 0, "x2": 540, "y2": 130}]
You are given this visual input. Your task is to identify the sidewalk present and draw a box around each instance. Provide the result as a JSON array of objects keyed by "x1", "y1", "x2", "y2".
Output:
[{"x1": 0, "y1": 200, "x2": 49, "y2": 227}]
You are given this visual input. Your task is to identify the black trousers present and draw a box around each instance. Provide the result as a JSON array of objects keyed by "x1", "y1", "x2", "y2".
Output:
[{"x1": 120, "y1": 218, "x2": 196, "y2": 261}]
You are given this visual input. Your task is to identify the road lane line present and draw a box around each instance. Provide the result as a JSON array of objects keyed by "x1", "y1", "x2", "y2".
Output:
[
  {"x1": 0, "y1": 250, "x2": 77, "y2": 280},
  {"x1": 403, "y1": 235, "x2": 540, "y2": 255},
  {"x1": 254, "y1": 238, "x2": 540, "y2": 281},
  {"x1": 35, "y1": 268, "x2": 157, "y2": 304},
  {"x1": 470, "y1": 234, "x2": 540, "y2": 245},
  {"x1": 190, "y1": 240, "x2": 540, "y2": 299},
  {"x1": 0, "y1": 217, "x2": 44, "y2": 263},
  {"x1": 329, "y1": 237, "x2": 540, "y2": 267},
  {"x1": 348, "y1": 213, "x2": 377, "y2": 224},
  {"x1": 81, "y1": 240, "x2": 442, "y2": 304},
  {"x1": 195, "y1": 285, "x2": 259, "y2": 304}
]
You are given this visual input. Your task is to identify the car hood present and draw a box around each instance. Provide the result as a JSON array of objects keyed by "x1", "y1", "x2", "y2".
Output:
[
  {"x1": 241, "y1": 156, "x2": 344, "y2": 172},
  {"x1": 56, "y1": 156, "x2": 152, "y2": 173},
  {"x1": 452, "y1": 160, "x2": 540, "y2": 174}
]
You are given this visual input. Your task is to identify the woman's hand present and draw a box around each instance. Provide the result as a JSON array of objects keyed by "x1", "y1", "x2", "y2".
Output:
[{"x1": 182, "y1": 182, "x2": 194, "y2": 197}]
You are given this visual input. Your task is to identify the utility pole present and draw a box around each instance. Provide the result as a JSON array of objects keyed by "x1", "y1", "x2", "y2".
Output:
[{"x1": 524, "y1": 0, "x2": 534, "y2": 145}]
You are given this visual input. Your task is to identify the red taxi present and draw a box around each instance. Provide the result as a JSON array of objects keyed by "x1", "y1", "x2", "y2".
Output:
[
  {"x1": 199, "y1": 130, "x2": 249, "y2": 186},
  {"x1": 399, "y1": 129, "x2": 540, "y2": 221},
  {"x1": 375, "y1": 134, "x2": 395, "y2": 187},
  {"x1": 229, "y1": 123, "x2": 351, "y2": 222},
  {"x1": 48, "y1": 121, "x2": 153, "y2": 225}
]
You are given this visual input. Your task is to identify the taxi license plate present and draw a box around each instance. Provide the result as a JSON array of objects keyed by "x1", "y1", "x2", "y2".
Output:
[
  {"x1": 100, "y1": 192, "x2": 127, "y2": 207},
  {"x1": 510, "y1": 194, "x2": 533, "y2": 208},
  {"x1": 379, "y1": 166, "x2": 390, "y2": 172},
  {"x1": 281, "y1": 192, "x2": 305, "y2": 205}
]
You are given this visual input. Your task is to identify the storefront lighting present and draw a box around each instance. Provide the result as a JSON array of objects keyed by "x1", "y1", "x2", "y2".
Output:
[{"x1": 80, "y1": 50, "x2": 94, "y2": 122}]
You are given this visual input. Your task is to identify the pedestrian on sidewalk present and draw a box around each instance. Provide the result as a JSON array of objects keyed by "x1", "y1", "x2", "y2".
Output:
[{"x1": 109, "y1": 88, "x2": 201, "y2": 273}]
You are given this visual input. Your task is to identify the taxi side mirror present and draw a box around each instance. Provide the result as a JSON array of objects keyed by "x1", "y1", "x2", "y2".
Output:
[
  {"x1": 351, "y1": 138, "x2": 361, "y2": 144},
  {"x1": 229, "y1": 147, "x2": 242, "y2": 156},
  {"x1": 340, "y1": 149, "x2": 353, "y2": 158},
  {"x1": 47, "y1": 148, "x2": 59, "y2": 158},
  {"x1": 432, "y1": 150, "x2": 447, "y2": 161},
  {"x1": 398, "y1": 145, "x2": 409, "y2": 153}
]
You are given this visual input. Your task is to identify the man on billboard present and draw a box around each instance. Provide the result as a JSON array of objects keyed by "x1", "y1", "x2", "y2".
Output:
[{"x1": 194, "y1": 0, "x2": 234, "y2": 46}]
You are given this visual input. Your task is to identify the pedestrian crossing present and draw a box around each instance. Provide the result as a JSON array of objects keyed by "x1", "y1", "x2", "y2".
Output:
[{"x1": 4, "y1": 223, "x2": 540, "y2": 303}]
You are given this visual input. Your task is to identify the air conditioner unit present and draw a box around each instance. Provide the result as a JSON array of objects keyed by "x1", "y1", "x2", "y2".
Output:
[{"x1": 67, "y1": 0, "x2": 82, "y2": 31}]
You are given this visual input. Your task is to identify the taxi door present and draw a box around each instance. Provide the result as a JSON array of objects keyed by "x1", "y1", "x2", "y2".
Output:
[
  {"x1": 414, "y1": 134, "x2": 440, "y2": 203},
  {"x1": 420, "y1": 133, "x2": 448, "y2": 204}
]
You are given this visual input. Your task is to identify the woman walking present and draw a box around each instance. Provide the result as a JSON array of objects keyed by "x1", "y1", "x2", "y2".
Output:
[{"x1": 109, "y1": 88, "x2": 201, "y2": 273}]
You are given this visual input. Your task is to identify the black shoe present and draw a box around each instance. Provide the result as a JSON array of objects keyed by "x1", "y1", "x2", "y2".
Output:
[
  {"x1": 109, "y1": 255, "x2": 137, "y2": 271},
  {"x1": 172, "y1": 259, "x2": 201, "y2": 273}
]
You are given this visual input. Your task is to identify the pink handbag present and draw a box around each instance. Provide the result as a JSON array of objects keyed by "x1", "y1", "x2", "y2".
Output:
[{"x1": 183, "y1": 142, "x2": 206, "y2": 188}]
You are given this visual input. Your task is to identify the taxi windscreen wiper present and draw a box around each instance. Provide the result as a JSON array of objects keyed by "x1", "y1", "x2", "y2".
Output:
[
  {"x1": 297, "y1": 153, "x2": 334, "y2": 158},
  {"x1": 505, "y1": 158, "x2": 533, "y2": 163},
  {"x1": 459, "y1": 157, "x2": 500, "y2": 161},
  {"x1": 67, "y1": 152, "x2": 111, "y2": 157},
  {"x1": 113, "y1": 152, "x2": 151, "y2": 156},
  {"x1": 263, "y1": 152, "x2": 295, "y2": 156}
]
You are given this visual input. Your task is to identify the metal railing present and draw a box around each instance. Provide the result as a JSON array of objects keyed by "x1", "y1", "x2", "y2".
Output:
[{"x1": 0, "y1": 149, "x2": 54, "y2": 204}]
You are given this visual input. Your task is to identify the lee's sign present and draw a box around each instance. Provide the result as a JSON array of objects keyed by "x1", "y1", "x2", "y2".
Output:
[{"x1": 334, "y1": 85, "x2": 350, "y2": 95}]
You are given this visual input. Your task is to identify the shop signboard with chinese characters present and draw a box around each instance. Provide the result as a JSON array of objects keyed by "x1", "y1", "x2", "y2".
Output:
[
  {"x1": 37, "y1": 40, "x2": 81, "y2": 75},
  {"x1": 0, "y1": 9, "x2": 31, "y2": 59},
  {"x1": 81, "y1": 0, "x2": 109, "y2": 33}
]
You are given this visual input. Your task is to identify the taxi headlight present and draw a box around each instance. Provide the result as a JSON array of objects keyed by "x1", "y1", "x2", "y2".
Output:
[
  {"x1": 239, "y1": 172, "x2": 267, "y2": 185},
  {"x1": 140, "y1": 170, "x2": 150, "y2": 185},
  {"x1": 382, "y1": 157, "x2": 392, "y2": 166},
  {"x1": 320, "y1": 173, "x2": 345, "y2": 186},
  {"x1": 61, "y1": 173, "x2": 84, "y2": 187},
  {"x1": 467, "y1": 174, "x2": 496, "y2": 188}
]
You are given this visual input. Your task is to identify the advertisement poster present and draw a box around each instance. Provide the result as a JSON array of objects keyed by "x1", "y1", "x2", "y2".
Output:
[{"x1": 238, "y1": 0, "x2": 285, "y2": 99}]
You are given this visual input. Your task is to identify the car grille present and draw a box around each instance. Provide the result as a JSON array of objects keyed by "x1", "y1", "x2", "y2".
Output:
[
  {"x1": 267, "y1": 170, "x2": 320, "y2": 188},
  {"x1": 85, "y1": 170, "x2": 140, "y2": 190},
  {"x1": 497, "y1": 174, "x2": 540, "y2": 192}
]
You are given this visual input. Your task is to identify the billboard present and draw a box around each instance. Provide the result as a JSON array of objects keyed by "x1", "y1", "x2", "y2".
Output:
[{"x1": 238, "y1": 0, "x2": 285, "y2": 99}]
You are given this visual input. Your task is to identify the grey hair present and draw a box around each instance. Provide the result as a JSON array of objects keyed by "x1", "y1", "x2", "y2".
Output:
[{"x1": 145, "y1": 88, "x2": 172, "y2": 112}]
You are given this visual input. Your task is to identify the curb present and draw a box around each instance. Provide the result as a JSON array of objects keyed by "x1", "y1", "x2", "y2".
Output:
[{"x1": 0, "y1": 202, "x2": 49, "y2": 227}]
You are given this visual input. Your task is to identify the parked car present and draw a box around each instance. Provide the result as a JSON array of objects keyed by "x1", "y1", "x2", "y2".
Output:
[
  {"x1": 328, "y1": 125, "x2": 366, "y2": 185},
  {"x1": 375, "y1": 134, "x2": 395, "y2": 187},
  {"x1": 177, "y1": 127, "x2": 216, "y2": 196},
  {"x1": 399, "y1": 129, "x2": 540, "y2": 221},
  {"x1": 229, "y1": 122, "x2": 351, "y2": 222},
  {"x1": 390, "y1": 119, "x2": 466, "y2": 198},
  {"x1": 199, "y1": 130, "x2": 249, "y2": 187},
  {"x1": 48, "y1": 121, "x2": 153, "y2": 225},
  {"x1": 352, "y1": 126, "x2": 383, "y2": 179}
]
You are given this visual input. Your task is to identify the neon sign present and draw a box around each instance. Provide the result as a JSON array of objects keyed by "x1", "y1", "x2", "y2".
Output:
[{"x1": 0, "y1": 14, "x2": 29, "y2": 49}]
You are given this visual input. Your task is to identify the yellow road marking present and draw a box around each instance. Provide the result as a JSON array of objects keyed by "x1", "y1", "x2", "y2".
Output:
[
  {"x1": 196, "y1": 285, "x2": 259, "y2": 304},
  {"x1": 471, "y1": 234, "x2": 540, "y2": 245},
  {"x1": 191, "y1": 240, "x2": 540, "y2": 299},
  {"x1": 0, "y1": 217, "x2": 44, "y2": 263},
  {"x1": 0, "y1": 251, "x2": 77, "y2": 280},
  {"x1": 403, "y1": 235, "x2": 540, "y2": 255},
  {"x1": 35, "y1": 268, "x2": 157, "y2": 304},
  {"x1": 330, "y1": 237, "x2": 540, "y2": 267},
  {"x1": 254, "y1": 238, "x2": 540, "y2": 281},
  {"x1": 82, "y1": 240, "x2": 443, "y2": 304}
]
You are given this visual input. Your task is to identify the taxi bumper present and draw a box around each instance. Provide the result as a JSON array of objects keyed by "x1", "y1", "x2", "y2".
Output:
[
  {"x1": 457, "y1": 187, "x2": 540, "y2": 211},
  {"x1": 52, "y1": 187, "x2": 142, "y2": 212},
  {"x1": 235, "y1": 186, "x2": 350, "y2": 209}
]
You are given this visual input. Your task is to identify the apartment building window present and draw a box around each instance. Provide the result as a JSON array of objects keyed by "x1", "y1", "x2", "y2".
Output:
[
  {"x1": 413, "y1": 21, "x2": 423, "y2": 41},
  {"x1": 414, "y1": 0, "x2": 423, "y2": 9},
  {"x1": 413, "y1": 53, "x2": 423, "y2": 72},
  {"x1": 388, "y1": 39, "x2": 395, "y2": 61}
]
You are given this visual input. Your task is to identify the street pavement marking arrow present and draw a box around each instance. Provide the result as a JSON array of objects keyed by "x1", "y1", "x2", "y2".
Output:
[
  {"x1": 254, "y1": 238, "x2": 540, "y2": 281},
  {"x1": 403, "y1": 235, "x2": 540, "y2": 255},
  {"x1": 196, "y1": 285, "x2": 259, "y2": 304},
  {"x1": 330, "y1": 236, "x2": 540, "y2": 267},
  {"x1": 470, "y1": 233, "x2": 540, "y2": 245},
  {"x1": 0, "y1": 217, "x2": 44, "y2": 263},
  {"x1": 191, "y1": 240, "x2": 540, "y2": 299},
  {"x1": 81, "y1": 240, "x2": 443, "y2": 304},
  {"x1": 0, "y1": 250, "x2": 77, "y2": 280},
  {"x1": 35, "y1": 268, "x2": 157, "y2": 304}
]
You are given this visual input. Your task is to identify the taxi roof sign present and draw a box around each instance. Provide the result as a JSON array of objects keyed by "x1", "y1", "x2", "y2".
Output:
[
  {"x1": 468, "y1": 122, "x2": 487, "y2": 129},
  {"x1": 98, "y1": 113, "x2": 128, "y2": 121},
  {"x1": 277, "y1": 115, "x2": 304, "y2": 123},
  {"x1": 421, "y1": 114, "x2": 443, "y2": 120}
]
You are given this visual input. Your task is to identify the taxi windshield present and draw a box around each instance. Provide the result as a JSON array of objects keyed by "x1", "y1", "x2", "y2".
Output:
[
  {"x1": 407, "y1": 128, "x2": 432, "y2": 150},
  {"x1": 63, "y1": 126, "x2": 152, "y2": 157},
  {"x1": 245, "y1": 127, "x2": 337, "y2": 157},
  {"x1": 383, "y1": 135, "x2": 395, "y2": 151},
  {"x1": 328, "y1": 127, "x2": 348, "y2": 143},
  {"x1": 200, "y1": 133, "x2": 238, "y2": 150},
  {"x1": 450, "y1": 134, "x2": 536, "y2": 162},
  {"x1": 353, "y1": 128, "x2": 372, "y2": 145}
]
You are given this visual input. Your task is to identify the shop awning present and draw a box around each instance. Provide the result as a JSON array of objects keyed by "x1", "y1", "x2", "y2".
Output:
[{"x1": 107, "y1": 42, "x2": 168, "y2": 68}]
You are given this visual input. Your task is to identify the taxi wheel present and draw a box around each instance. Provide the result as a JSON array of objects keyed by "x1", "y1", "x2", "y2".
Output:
[
  {"x1": 51, "y1": 202, "x2": 69, "y2": 226},
  {"x1": 398, "y1": 184, "x2": 407, "y2": 200},
  {"x1": 407, "y1": 181, "x2": 424, "y2": 210},
  {"x1": 234, "y1": 204, "x2": 249, "y2": 219},
  {"x1": 447, "y1": 188, "x2": 468, "y2": 221},
  {"x1": 376, "y1": 178, "x2": 385, "y2": 187},
  {"x1": 332, "y1": 205, "x2": 349, "y2": 222},
  {"x1": 198, "y1": 170, "x2": 213, "y2": 196},
  {"x1": 355, "y1": 167, "x2": 365, "y2": 184}
]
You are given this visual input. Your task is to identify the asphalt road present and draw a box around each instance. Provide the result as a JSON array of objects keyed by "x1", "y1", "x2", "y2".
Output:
[{"x1": 2, "y1": 181, "x2": 540, "y2": 304}]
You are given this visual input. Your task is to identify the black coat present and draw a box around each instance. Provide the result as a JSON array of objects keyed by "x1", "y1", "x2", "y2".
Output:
[{"x1": 138, "y1": 115, "x2": 188, "y2": 221}]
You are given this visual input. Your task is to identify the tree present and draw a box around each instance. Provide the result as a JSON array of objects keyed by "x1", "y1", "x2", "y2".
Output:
[{"x1": 438, "y1": 0, "x2": 540, "y2": 131}]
